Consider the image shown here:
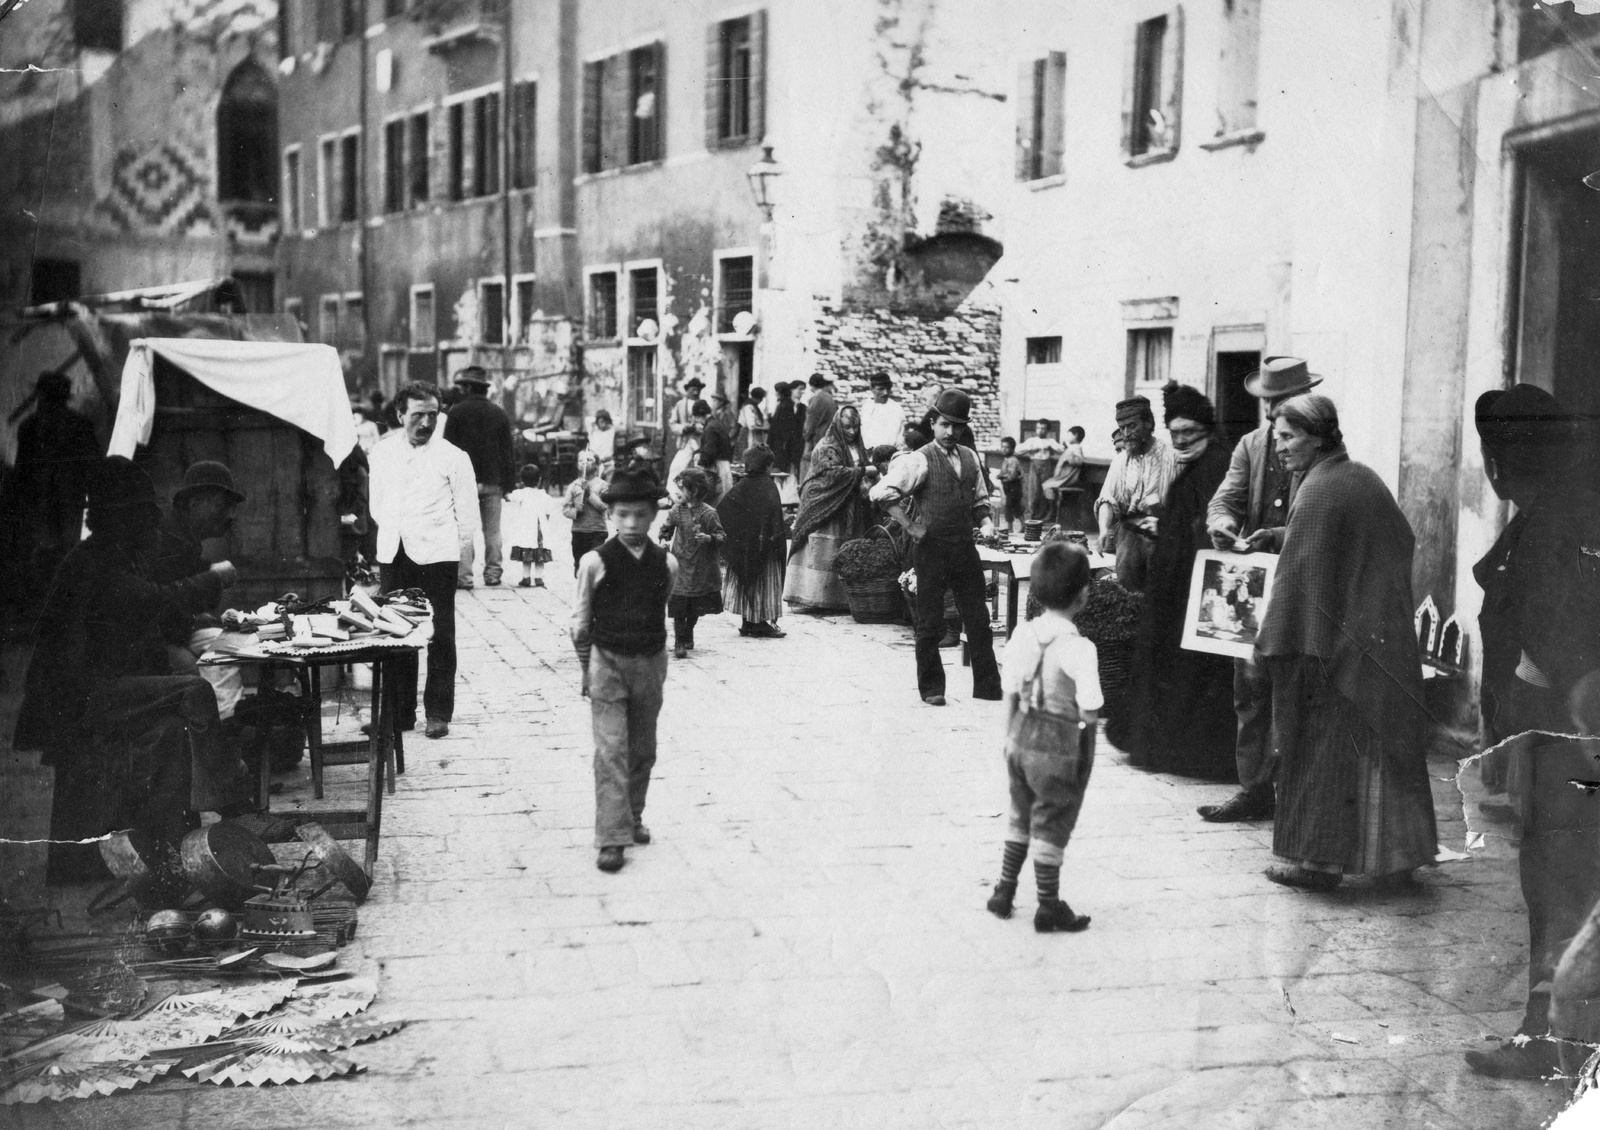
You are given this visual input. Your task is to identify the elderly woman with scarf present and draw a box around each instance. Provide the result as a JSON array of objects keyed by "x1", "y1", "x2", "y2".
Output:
[
  {"x1": 1123, "y1": 383, "x2": 1238, "y2": 778},
  {"x1": 783, "y1": 405, "x2": 875, "y2": 612},
  {"x1": 1254, "y1": 394, "x2": 1436, "y2": 890},
  {"x1": 717, "y1": 444, "x2": 788, "y2": 639}
]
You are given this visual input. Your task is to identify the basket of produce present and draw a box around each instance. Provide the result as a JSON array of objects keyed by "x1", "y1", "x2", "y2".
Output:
[
  {"x1": 1028, "y1": 575, "x2": 1142, "y2": 691},
  {"x1": 835, "y1": 537, "x2": 909, "y2": 624}
]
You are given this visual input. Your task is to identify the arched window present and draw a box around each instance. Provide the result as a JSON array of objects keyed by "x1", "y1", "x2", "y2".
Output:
[{"x1": 217, "y1": 60, "x2": 279, "y2": 206}]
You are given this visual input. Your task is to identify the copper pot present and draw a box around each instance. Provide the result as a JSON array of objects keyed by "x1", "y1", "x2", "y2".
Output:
[
  {"x1": 88, "y1": 831, "x2": 188, "y2": 915},
  {"x1": 179, "y1": 823, "x2": 275, "y2": 909}
]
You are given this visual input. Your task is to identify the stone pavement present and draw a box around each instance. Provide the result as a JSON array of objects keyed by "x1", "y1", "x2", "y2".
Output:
[{"x1": 13, "y1": 547, "x2": 1579, "y2": 1129}]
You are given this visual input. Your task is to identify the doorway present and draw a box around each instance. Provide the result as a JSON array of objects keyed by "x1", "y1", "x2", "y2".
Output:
[
  {"x1": 1214, "y1": 350, "x2": 1262, "y2": 452},
  {"x1": 721, "y1": 340, "x2": 754, "y2": 404}
]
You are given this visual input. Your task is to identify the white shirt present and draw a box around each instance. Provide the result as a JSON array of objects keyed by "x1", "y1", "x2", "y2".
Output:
[
  {"x1": 859, "y1": 398, "x2": 905, "y2": 450},
  {"x1": 589, "y1": 426, "x2": 616, "y2": 462},
  {"x1": 870, "y1": 444, "x2": 975, "y2": 505},
  {"x1": 1001, "y1": 611, "x2": 1103, "y2": 717},
  {"x1": 1097, "y1": 435, "x2": 1176, "y2": 521},
  {"x1": 368, "y1": 430, "x2": 480, "y2": 565}
]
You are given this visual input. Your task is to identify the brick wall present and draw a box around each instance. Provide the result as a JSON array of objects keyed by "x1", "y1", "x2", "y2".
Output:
[{"x1": 809, "y1": 297, "x2": 1002, "y2": 450}]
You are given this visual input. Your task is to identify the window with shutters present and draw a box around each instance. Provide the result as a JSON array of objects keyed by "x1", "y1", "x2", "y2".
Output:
[
  {"x1": 282, "y1": 146, "x2": 302, "y2": 230},
  {"x1": 513, "y1": 274, "x2": 536, "y2": 343},
  {"x1": 1026, "y1": 337, "x2": 1062, "y2": 365},
  {"x1": 1015, "y1": 52, "x2": 1066, "y2": 182},
  {"x1": 585, "y1": 46, "x2": 666, "y2": 173},
  {"x1": 1209, "y1": 0, "x2": 1262, "y2": 144},
  {"x1": 588, "y1": 270, "x2": 619, "y2": 340},
  {"x1": 716, "y1": 254, "x2": 754, "y2": 335},
  {"x1": 317, "y1": 135, "x2": 337, "y2": 226},
  {"x1": 1125, "y1": 327, "x2": 1173, "y2": 393},
  {"x1": 627, "y1": 346, "x2": 659, "y2": 426},
  {"x1": 629, "y1": 44, "x2": 664, "y2": 165},
  {"x1": 628, "y1": 266, "x2": 660, "y2": 338},
  {"x1": 339, "y1": 132, "x2": 361, "y2": 221},
  {"x1": 447, "y1": 102, "x2": 466, "y2": 200},
  {"x1": 409, "y1": 111, "x2": 431, "y2": 203},
  {"x1": 582, "y1": 58, "x2": 606, "y2": 174},
  {"x1": 512, "y1": 80, "x2": 536, "y2": 188},
  {"x1": 708, "y1": 14, "x2": 765, "y2": 148},
  {"x1": 479, "y1": 279, "x2": 505, "y2": 345},
  {"x1": 472, "y1": 91, "x2": 501, "y2": 196},
  {"x1": 1123, "y1": 8, "x2": 1184, "y2": 164},
  {"x1": 383, "y1": 118, "x2": 406, "y2": 213},
  {"x1": 73, "y1": 0, "x2": 123, "y2": 52},
  {"x1": 410, "y1": 285, "x2": 436, "y2": 350}
]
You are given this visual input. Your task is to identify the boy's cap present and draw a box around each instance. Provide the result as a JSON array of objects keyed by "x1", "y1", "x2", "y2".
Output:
[{"x1": 601, "y1": 466, "x2": 662, "y2": 503}]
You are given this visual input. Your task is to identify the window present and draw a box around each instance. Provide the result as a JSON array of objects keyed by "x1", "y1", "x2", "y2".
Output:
[
  {"x1": 1015, "y1": 52, "x2": 1066, "y2": 181},
  {"x1": 628, "y1": 267, "x2": 659, "y2": 337},
  {"x1": 472, "y1": 91, "x2": 501, "y2": 196},
  {"x1": 384, "y1": 118, "x2": 406, "y2": 213},
  {"x1": 447, "y1": 102, "x2": 466, "y2": 200},
  {"x1": 342, "y1": 293, "x2": 365, "y2": 350},
  {"x1": 588, "y1": 271, "x2": 619, "y2": 339},
  {"x1": 513, "y1": 275, "x2": 536, "y2": 342},
  {"x1": 217, "y1": 61, "x2": 279, "y2": 206},
  {"x1": 479, "y1": 279, "x2": 505, "y2": 345},
  {"x1": 409, "y1": 111, "x2": 431, "y2": 203},
  {"x1": 627, "y1": 346, "x2": 658, "y2": 425},
  {"x1": 581, "y1": 58, "x2": 608, "y2": 174},
  {"x1": 1123, "y1": 9, "x2": 1183, "y2": 162},
  {"x1": 511, "y1": 80, "x2": 537, "y2": 189},
  {"x1": 278, "y1": 0, "x2": 293, "y2": 59},
  {"x1": 1125, "y1": 327, "x2": 1173, "y2": 392},
  {"x1": 30, "y1": 259, "x2": 81, "y2": 305},
  {"x1": 284, "y1": 296, "x2": 305, "y2": 336},
  {"x1": 320, "y1": 294, "x2": 342, "y2": 344},
  {"x1": 629, "y1": 44, "x2": 665, "y2": 165},
  {"x1": 341, "y1": 0, "x2": 361, "y2": 38},
  {"x1": 73, "y1": 0, "x2": 123, "y2": 51},
  {"x1": 1025, "y1": 336, "x2": 1062, "y2": 364},
  {"x1": 318, "y1": 136, "x2": 337, "y2": 225},
  {"x1": 410, "y1": 285, "x2": 436, "y2": 350},
  {"x1": 1214, "y1": 0, "x2": 1260, "y2": 138},
  {"x1": 716, "y1": 254, "x2": 754, "y2": 334},
  {"x1": 339, "y1": 132, "x2": 361, "y2": 221},
  {"x1": 282, "y1": 146, "x2": 302, "y2": 229},
  {"x1": 708, "y1": 13, "x2": 765, "y2": 147}
]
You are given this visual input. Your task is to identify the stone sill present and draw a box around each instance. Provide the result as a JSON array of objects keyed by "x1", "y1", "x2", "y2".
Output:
[
  {"x1": 1024, "y1": 173, "x2": 1067, "y2": 192},
  {"x1": 574, "y1": 160, "x2": 667, "y2": 187},
  {"x1": 1124, "y1": 147, "x2": 1178, "y2": 169},
  {"x1": 1200, "y1": 129, "x2": 1266, "y2": 153}
]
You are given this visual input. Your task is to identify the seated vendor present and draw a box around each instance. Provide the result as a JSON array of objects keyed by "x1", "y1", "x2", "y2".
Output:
[{"x1": 13, "y1": 456, "x2": 249, "y2": 882}]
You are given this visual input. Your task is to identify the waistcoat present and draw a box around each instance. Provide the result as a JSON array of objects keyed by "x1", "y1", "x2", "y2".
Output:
[
  {"x1": 592, "y1": 538, "x2": 671, "y2": 655},
  {"x1": 921, "y1": 444, "x2": 980, "y2": 541}
]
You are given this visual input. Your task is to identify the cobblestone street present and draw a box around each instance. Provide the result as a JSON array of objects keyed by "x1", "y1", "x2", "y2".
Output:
[{"x1": 14, "y1": 554, "x2": 1577, "y2": 1130}]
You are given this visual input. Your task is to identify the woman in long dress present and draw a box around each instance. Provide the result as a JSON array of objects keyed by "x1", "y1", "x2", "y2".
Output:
[
  {"x1": 718, "y1": 443, "x2": 788, "y2": 639},
  {"x1": 783, "y1": 406, "x2": 871, "y2": 613},
  {"x1": 1124, "y1": 383, "x2": 1237, "y2": 778},
  {"x1": 1254, "y1": 394, "x2": 1436, "y2": 890}
]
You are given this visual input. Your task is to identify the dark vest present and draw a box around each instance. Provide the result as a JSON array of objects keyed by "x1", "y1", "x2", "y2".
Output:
[
  {"x1": 591, "y1": 538, "x2": 671, "y2": 656},
  {"x1": 921, "y1": 444, "x2": 980, "y2": 541}
]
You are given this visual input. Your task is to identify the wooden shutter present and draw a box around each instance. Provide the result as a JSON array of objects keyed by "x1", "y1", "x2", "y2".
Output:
[
  {"x1": 1159, "y1": 5, "x2": 1184, "y2": 154},
  {"x1": 512, "y1": 81, "x2": 536, "y2": 188},
  {"x1": 1043, "y1": 51, "x2": 1066, "y2": 177},
  {"x1": 1120, "y1": 23, "x2": 1138, "y2": 159},
  {"x1": 749, "y1": 9, "x2": 767, "y2": 143},
  {"x1": 652, "y1": 41, "x2": 667, "y2": 160},
  {"x1": 1014, "y1": 59, "x2": 1036, "y2": 181},
  {"x1": 582, "y1": 60, "x2": 604, "y2": 173},
  {"x1": 316, "y1": 0, "x2": 341, "y2": 45},
  {"x1": 602, "y1": 54, "x2": 629, "y2": 169},
  {"x1": 705, "y1": 20, "x2": 723, "y2": 149}
]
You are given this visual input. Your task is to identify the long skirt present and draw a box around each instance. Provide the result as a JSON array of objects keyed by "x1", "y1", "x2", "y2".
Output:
[
  {"x1": 783, "y1": 510, "x2": 853, "y2": 612},
  {"x1": 1267, "y1": 655, "x2": 1437, "y2": 876},
  {"x1": 724, "y1": 552, "x2": 786, "y2": 622}
]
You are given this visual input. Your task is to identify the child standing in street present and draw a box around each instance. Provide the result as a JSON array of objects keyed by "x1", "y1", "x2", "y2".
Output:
[
  {"x1": 660, "y1": 467, "x2": 726, "y2": 659},
  {"x1": 998, "y1": 436, "x2": 1024, "y2": 532},
  {"x1": 571, "y1": 465, "x2": 677, "y2": 873},
  {"x1": 505, "y1": 463, "x2": 553, "y2": 588},
  {"x1": 563, "y1": 450, "x2": 609, "y2": 574},
  {"x1": 987, "y1": 541, "x2": 1101, "y2": 932}
]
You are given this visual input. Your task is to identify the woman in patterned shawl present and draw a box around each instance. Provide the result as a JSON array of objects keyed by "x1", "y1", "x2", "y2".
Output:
[
  {"x1": 1254, "y1": 394, "x2": 1436, "y2": 891},
  {"x1": 782, "y1": 406, "x2": 873, "y2": 612}
]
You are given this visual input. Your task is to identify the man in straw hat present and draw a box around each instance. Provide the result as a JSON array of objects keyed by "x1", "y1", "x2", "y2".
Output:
[
  {"x1": 1094, "y1": 395, "x2": 1175, "y2": 592},
  {"x1": 572, "y1": 464, "x2": 678, "y2": 872},
  {"x1": 1198, "y1": 356, "x2": 1321, "y2": 824},
  {"x1": 871, "y1": 388, "x2": 1001, "y2": 706},
  {"x1": 1466, "y1": 384, "x2": 1600, "y2": 1079}
]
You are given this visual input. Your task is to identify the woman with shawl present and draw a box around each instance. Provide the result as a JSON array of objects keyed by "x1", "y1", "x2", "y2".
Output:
[
  {"x1": 1124, "y1": 382, "x2": 1236, "y2": 778},
  {"x1": 718, "y1": 444, "x2": 788, "y2": 639},
  {"x1": 782, "y1": 405, "x2": 873, "y2": 612},
  {"x1": 697, "y1": 401, "x2": 736, "y2": 500},
  {"x1": 1254, "y1": 394, "x2": 1436, "y2": 891}
]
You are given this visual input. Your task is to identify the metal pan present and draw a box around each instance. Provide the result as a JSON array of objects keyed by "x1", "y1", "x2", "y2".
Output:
[
  {"x1": 89, "y1": 831, "x2": 188, "y2": 915},
  {"x1": 294, "y1": 822, "x2": 371, "y2": 903},
  {"x1": 179, "y1": 823, "x2": 276, "y2": 909}
]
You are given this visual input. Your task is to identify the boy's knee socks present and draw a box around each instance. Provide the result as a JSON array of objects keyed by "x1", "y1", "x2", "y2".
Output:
[{"x1": 1000, "y1": 839, "x2": 1027, "y2": 884}]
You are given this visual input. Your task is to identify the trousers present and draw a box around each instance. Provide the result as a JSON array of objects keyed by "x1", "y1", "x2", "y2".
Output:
[
  {"x1": 590, "y1": 645, "x2": 668, "y2": 848},
  {"x1": 912, "y1": 537, "x2": 1000, "y2": 700},
  {"x1": 88, "y1": 676, "x2": 239, "y2": 826},
  {"x1": 1233, "y1": 652, "x2": 1274, "y2": 791},
  {"x1": 1113, "y1": 528, "x2": 1156, "y2": 592},
  {"x1": 1005, "y1": 708, "x2": 1095, "y2": 864},
  {"x1": 381, "y1": 548, "x2": 458, "y2": 724},
  {"x1": 459, "y1": 484, "x2": 504, "y2": 585}
]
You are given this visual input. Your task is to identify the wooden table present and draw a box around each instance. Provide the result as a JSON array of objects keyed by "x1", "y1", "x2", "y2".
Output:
[
  {"x1": 200, "y1": 627, "x2": 428, "y2": 874},
  {"x1": 976, "y1": 544, "x2": 1116, "y2": 639}
]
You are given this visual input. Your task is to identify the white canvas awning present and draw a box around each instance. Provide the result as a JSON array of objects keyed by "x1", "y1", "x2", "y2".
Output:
[{"x1": 108, "y1": 338, "x2": 357, "y2": 467}]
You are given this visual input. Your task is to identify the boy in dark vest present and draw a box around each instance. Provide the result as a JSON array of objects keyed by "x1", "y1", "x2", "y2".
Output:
[
  {"x1": 570, "y1": 466, "x2": 677, "y2": 872},
  {"x1": 870, "y1": 389, "x2": 1002, "y2": 706}
]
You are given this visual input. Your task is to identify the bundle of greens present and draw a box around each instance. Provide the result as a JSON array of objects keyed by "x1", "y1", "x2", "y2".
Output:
[{"x1": 833, "y1": 538, "x2": 904, "y2": 584}]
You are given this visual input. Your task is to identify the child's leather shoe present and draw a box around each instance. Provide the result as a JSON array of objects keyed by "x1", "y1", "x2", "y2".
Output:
[
  {"x1": 1034, "y1": 898, "x2": 1090, "y2": 933},
  {"x1": 986, "y1": 881, "x2": 1016, "y2": 919}
]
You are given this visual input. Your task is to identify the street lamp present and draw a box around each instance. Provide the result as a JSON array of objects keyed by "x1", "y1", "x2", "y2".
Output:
[{"x1": 746, "y1": 144, "x2": 784, "y2": 220}]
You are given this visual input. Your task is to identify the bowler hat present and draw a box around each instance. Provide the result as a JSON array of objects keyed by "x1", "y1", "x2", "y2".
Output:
[
  {"x1": 454, "y1": 368, "x2": 491, "y2": 388},
  {"x1": 682, "y1": 377, "x2": 706, "y2": 391},
  {"x1": 174, "y1": 460, "x2": 247, "y2": 504},
  {"x1": 88, "y1": 456, "x2": 158, "y2": 514},
  {"x1": 933, "y1": 388, "x2": 971, "y2": 424},
  {"x1": 1475, "y1": 384, "x2": 1576, "y2": 450},
  {"x1": 600, "y1": 465, "x2": 663, "y2": 504},
  {"x1": 1244, "y1": 356, "x2": 1322, "y2": 399}
]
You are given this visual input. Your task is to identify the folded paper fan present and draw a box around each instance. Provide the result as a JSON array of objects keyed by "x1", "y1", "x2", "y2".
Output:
[
  {"x1": 284, "y1": 976, "x2": 376, "y2": 1021},
  {"x1": 183, "y1": 1046, "x2": 362, "y2": 1086},
  {"x1": 1, "y1": 1058, "x2": 176, "y2": 1104},
  {"x1": 151, "y1": 983, "x2": 295, "y2": 1024}
]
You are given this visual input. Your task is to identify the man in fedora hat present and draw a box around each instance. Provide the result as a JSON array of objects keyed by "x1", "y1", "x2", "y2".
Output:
[
  {"x1": 1095, "y1": 396, "x2": 1175, "y2": 593},
  {"x1": 859, "y1": 373, "x2": 905, "y2": 451},
  {"x1": 871, "y1": 388, "x2": 1002, "y2": 706},
  {"x1": 1198, "y1": 356, "x2": 1321, "y2": 824},
  {"x1": 668, "y1": 376, "x2": 708, "y2": 457},
  {"x1": 443, "y1": 365, "x2": 516, "y2": 589},
  {"x1": 571, "y1": 464, "x2": 678, "y2": 872}
]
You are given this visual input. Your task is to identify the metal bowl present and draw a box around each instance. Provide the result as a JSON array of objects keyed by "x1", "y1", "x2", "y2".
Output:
[
  {"x1": 179, "y1": 823, "x2": 276, "y2": 910},
  {"x1": 144, "y1": 909, "x2": 190, "y2": 954},
  {"x1": 192, "y1": 908, "x2": 238, "y2": 942}
]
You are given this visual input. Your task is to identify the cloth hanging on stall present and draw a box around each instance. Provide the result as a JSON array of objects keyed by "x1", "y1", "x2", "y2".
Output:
[{"x1": 109, "y1": 338, "x2": 357, "y2": 467}]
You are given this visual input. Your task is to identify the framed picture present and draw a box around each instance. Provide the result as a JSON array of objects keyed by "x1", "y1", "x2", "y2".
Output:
[{"x1": 1181, "y1": 550, "x2": 1278, "y2": 660}]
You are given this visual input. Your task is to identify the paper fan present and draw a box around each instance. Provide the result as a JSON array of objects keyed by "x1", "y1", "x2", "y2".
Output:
[
  {"x1": 284, "y1": 976, "x2": 377, "y2": 1021},
  {"x1": 0, "y1": 999, "x2": 65, "y2": 1053},
  {"x1": 151, "y1": 983, "x2": 295, "y2": 1024},
  {"x1": 182, "y1": 1047, "x2": 362, "y2": 1086},
  {"x1": 1, "y1": 1058, "x2": 176, "y2": 1104},
  {"x1": 45, "y1": 1013, "x2": 231, "y2": 1063},
  {"x1": 263, "y1": 1018, "x2": 403, "y2": 1052}
]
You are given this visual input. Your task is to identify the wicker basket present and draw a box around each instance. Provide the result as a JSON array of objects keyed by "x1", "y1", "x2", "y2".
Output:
[{"x1": 842, "y1": 576, "x2": 907, "y2": 624}]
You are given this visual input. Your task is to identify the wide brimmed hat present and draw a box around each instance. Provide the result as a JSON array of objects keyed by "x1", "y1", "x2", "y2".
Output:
[
  {"x1": 600, "y1": 466, "x2": 662, "y2": 504},
  {"x1": 88, "y1": 456, "x2": 159, "y2": 513},
  {"x1": 682, "y1": 377, "x2": 706, "y2": 391},
  {"x1": 174, "y1": 460, "x2": 247, "y2": 504},
  {"x1": 1475, "y1": 384, "x2": 1576, "y2": 450},
  {"x1": 934, "y1": 388, "x2": 971, "y2": 424},
  {"x1": 1244, "y1": 356, "x2": 1322, "y2": 399},
  {"x1": 454, "y1": 369, "x2": 491, "y2": 388}
]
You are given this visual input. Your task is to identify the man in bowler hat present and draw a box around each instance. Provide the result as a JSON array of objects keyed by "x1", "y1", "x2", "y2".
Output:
[{"x1": 871, "y1": 388, "x2": 1002, "y2": 706}]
